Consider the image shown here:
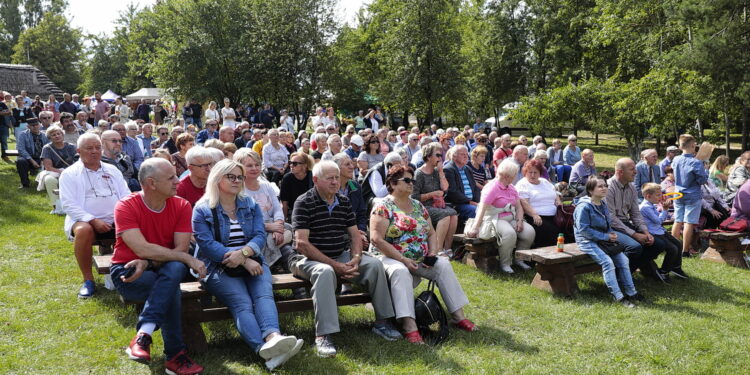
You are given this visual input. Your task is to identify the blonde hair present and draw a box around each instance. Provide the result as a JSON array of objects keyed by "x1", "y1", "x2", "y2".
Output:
[
  {"x1": 679, "y1": 134, "x2": 696, "y2": 149},
  {"x1": 233, "y1": 148, "x2": 262, "y2": 166},
  {"x1": 204, "y1": 138, "x2": 225, "y2": 150},
  {"x1": 289, "y1": 151, "x2": 314, "y2": 170},
  {"x1": 641, "y1": 182, "x2": 661, "y2": 197},
  {"x1": 198, "y1": 159, "x2": 246, "y2": 209},
  {"x1": 710, "y1": 155, "x2": 729, "y2": 176}
]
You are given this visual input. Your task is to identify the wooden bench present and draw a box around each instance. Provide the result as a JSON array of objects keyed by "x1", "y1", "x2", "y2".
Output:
[
  {"x1": 93, "y1": 255, "x2": 372, "y2": 353},
  {"x1": 5, "y1": 149, "x2": 18, "y2": 157},
  {"x1": 516, "y1": 244, "x2": 600, "y2": 297},
  {"x1": 453, "y1": 234, "x2": 498, "y2": 273},
  {"x1": 699, "y1": 231, "x2": 749, "y2": 269}
]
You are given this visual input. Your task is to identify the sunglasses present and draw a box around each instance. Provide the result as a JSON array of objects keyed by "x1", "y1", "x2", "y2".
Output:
[
  {"x1": 434, "y1": 154, "x2": 443, "y2": 158},
  {"x1": 224, "y1": 173, "x2": 246, "y2": 182},
  {"x1": 160, "y1": 132, "x2": 168, "y2": 136},
  {"x1": 397, "y1": 177, "x2": 414, "y2": 184},
  {"x1": 289, "y1": 161, "x2": 306, "y2": 166}
]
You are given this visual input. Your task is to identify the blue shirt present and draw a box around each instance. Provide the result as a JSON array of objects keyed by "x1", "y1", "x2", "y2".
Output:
[
  {"x1": 659, "y1": 157, "x2": 672, "y2": 179},
  {"x1": 563, "y1": 146, "x2": 581, "y2": 165},
  {"x1": 672, "y1": 153, "x2": 708, "y2": 201},
  {"x1": 458, "y1": 166, "x2": 474, "y2": 201},
  {"x1": 638, "y1": 200, "x2": 668, "y2": 235}
]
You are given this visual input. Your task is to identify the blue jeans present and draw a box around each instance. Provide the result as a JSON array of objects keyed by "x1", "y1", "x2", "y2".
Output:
[
  {"x1": 614, "y1": 231, "x2": 643, "y2": 272},
  {"x1": 202, "y1": 263, "x2": 280, "y2": 353},
  {"x1": 455, "y1": 203, "x2": 476, "y2": 220},
  {"x1": 579, "y1": 241, "x2": 637, "y2": 300},
  {"x1": 554, "y1": 165, "x2": 572, "y2": 183},
  {"x1": 111, "y1": 261, "x2": 187, "y2": 359}
]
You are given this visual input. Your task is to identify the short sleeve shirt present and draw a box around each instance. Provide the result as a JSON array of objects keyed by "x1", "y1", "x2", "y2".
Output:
[
  {"x1": 41, "y1": 143, "x2": 77, "y2": 169},
  {"x1": 111, "y1": 193, "x2": 193, "y2": 264},
  {"x1": 292, "y1": 188, "x2": 355, "y2": 257},
  {"x1": 371, "y1": 197, "x2": 430, "y2": 261},
  {"x1": 480, "y1": 178, "x2": 519, "y2": 218},
  {"x1": 515, "y1": 178, "x2": 557, "y2": 216},
  {"x1": 176, "y1": 175, "x2": 205, "y2": 207}
]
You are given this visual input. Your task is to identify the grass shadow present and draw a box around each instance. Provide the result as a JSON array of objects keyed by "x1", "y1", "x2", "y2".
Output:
[{"x1": 447, "y1": 325, "x2": 539, "y2": 354}]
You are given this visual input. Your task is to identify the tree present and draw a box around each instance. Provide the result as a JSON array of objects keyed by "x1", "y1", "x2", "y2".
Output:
[
  {"x1": 11, "y1": 12, "x2": 82, "y2": 92},
  {"x1": 0, "y1": 0, "x2": 23, "y2": 61}
]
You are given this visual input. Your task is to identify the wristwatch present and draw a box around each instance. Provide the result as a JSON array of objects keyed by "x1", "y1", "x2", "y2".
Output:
[{"x1": 241, "y1": 247, "x2": 252, "y2": 258}]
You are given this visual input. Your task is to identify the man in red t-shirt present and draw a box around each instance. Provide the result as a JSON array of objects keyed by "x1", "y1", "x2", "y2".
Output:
[
  {"x1": 492, "y1": 133, "x2": 513, "y2": 167},
  {"x1": 176, "y1": 146, "x2": 216, "y2": 206},
  {"x1": 110, "y1": 158, "x2": 205, "y2": 375}
]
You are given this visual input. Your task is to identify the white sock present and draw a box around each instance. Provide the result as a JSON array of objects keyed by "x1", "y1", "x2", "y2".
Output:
[{"x1": 138, "y1": 323, "x2": 156, "y2": 336}]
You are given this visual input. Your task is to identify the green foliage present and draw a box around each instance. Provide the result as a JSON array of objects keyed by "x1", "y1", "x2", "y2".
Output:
[
  {"x1": 0, "y1": 0, "x2": 23, "y2": 61},
  {"x1": 11, "y1": 12, "x2": 82, "y2": 92}
]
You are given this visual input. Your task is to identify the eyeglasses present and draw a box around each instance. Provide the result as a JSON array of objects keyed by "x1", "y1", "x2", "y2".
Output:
[
  {"x1": 160, "y1": 132, "x2": 168, "y2": 136},
  {"x1": 434, "y1": 154, "x2": 443, "y2": 158},
  {"x1": 190, "y1": 162, "x2": 215, "y2": 169},
  {"x1": 224, "y1": 173, "x2": 246, "y2": 182},
  {"x1": 397, "y1": 177, "x2": 414, "y2": 184},
  {"x1": 289, "y1": 161, "x2": 305, "y2": 166}
]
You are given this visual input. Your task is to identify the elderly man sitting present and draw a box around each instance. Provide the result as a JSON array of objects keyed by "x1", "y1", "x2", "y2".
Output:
[
  {"x1": 60, "y1": 133, "x2": 130, "y2": 298},
  {"x1": 361, "y1": 152, "x2": 403, "y2": 204},
  {"x1": 444, "y1": 145, "x2": 480, "y2": 220},
  {"x1": 289, "y1": 160, "x2": 397, "y2": 357},
  {"x1": 15, "y1": 117, "x2": 48, "y2": 188},
  {"x1": 101, "y1": 130, "x2": 140, "y2": 191},
  {"x1": 570, "y1": 148, "x2": 597, "y2": 194}
]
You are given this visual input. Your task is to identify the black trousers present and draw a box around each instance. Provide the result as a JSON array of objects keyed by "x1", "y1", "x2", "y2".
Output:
[
  {"x1": 653, "y1": 233, "x2": 682, "y2": 271},
  {"x1": 524, "y1": 214, "x2": 561, "y2": 248},
  {"x1": 16, "y1": 157, "x2": 40, "y2": 187}
]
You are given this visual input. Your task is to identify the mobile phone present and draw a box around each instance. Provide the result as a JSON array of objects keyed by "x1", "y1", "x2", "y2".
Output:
[
  {"x1": 122, "y1": 266, "x2": 135, "y2": 279},
  {"x1": 423, "y1": 256, "x2": 437, "y2": 267}
]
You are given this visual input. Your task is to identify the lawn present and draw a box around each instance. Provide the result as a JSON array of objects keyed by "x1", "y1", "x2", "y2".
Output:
[{"x1": 2, "y1": 135, "x2": 750, "y2": 374}]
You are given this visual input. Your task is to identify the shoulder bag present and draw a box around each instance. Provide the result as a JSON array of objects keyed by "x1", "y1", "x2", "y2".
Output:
[{"x1": 415, "y1": 281, "x2": 449, "y2": 345}]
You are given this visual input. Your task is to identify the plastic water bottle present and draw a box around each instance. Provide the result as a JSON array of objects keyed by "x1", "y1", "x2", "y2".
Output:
[{"x1": 556, "y1": 233, "x2": 565, "y2": 252}]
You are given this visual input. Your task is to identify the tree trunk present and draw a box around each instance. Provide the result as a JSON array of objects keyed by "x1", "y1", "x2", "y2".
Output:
[
  {"x1": 403, "y1": 109, "x2": 410, "y2": 129},
  {"x1": 595, "y1": 132, "x2": 599, "y2": 145},
  {"x1": 723, "y1": 91, "x2": 731, "y2": 157},
  {"x1": 655, "y1": 137, "x2": 661, "y2": 155},
  {"x1": 742, "y1": 101, "x2": 748, "y2": 151}
]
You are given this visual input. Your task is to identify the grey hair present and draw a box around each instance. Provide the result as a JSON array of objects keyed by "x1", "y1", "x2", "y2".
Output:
[
  {"x1": 125, "y1": 121, "x2": 138, "y2": 131},
  {"x1": 315, "y1": 133, "x2": 328, "y2": 144},
  {"x1": 395, "y1": 148, "x2": 408, "y2": 162},
  {"x1": 421, "y1": 142, "x2": 443, "y2": 162},
  {"x1": 204, "y1": 138, "x2": 224, "y2": 150},
  {"x1": 326, "y1": 134, "x2": 341, "y2": 146},
  {"x1": 640, "y1": 148, "x2": 657, "y2": 160},
  {"x1": 332, "y1": 152, "x2": 352, "y2": 167},
  {"x1": 97, "y1": 120, "x2": 109, "y2": 127},
  {"x1": 185, "y1": 146, "x2": 214, "y2": 165},
  {"x1": 384, "y1": 152, "x2": 403, "y2": 167},
  {"x1": 45, "y1": 125, "x2": 63, "y2": 138},
  {"x1": 419, "y1": 136, "x2": 432, "y2": 146},
  {"x1": 312, "y1": 160, "x2": 339, "y2": 179},
  {"x1": 497, "y1": 159, "x2": 519, "y2": 178},
  {"x1": 197, "y1": 159, "x2": 246, "y2": 209},
  {"x1": 451, "y1": 145, "x2": 468, "y2": 161},
  {"x1": 513, "y1": 145, "x2": 528, "y2": 155},
  {"x1": 207, "y1": 147, "x2": 225, "y2": 162},
  {"x1": 567, "y1": 134, "x2": 577, "y2": 141},
  {"x1": 101, "y1": 130, "x2": 120, "y2": 140},
  {"x1": 533, "y1": 150, "x2": 548, "y2": 159},
  {"x1": 138, "y1": 157, "x2": 172, "y2": 184},
  {"x1": 233, "y1": 148, "x2": 261, "y2": 166}
]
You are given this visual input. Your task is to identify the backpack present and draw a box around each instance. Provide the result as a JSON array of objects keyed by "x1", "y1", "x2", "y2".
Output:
[{"x1": 414, "y1": 281, "x2": 449, "y2": 345}]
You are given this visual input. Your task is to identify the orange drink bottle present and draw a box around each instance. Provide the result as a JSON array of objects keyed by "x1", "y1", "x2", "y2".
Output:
[{"x1": 556, "y1": 233, "x2": 565, "y2": 252}]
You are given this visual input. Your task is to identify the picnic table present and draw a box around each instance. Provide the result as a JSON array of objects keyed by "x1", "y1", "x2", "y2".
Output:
[
  {"x1": 515, "y1": 244, "x2": 600, "y2": 297},
  {"x1": 700, "y1": 231, "x2": 749, "y2": 269}
]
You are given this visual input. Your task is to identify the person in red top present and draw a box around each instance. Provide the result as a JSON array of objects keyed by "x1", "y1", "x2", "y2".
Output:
[
  {"x1": 492, "y1": 134, "x2": 513, "y2": 167},
  {"x1": 176, "y1": 146, "x2": 217, "y2": 206},
  {"x1": 109, "y1": 158, "x2": 206, "y2": 375}
]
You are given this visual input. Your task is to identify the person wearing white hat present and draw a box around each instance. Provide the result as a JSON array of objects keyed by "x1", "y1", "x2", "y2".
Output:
[{"x1": 660, "y1": 145, "x2": 680, "y2": 179}]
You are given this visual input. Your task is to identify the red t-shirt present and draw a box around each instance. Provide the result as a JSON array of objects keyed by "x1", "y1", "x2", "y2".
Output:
[
  {"x1": 176, "y1": 175, "x2": 205, "y2": 207},
  {"x1": 111, "y1": 193, "x2": 193, "y2": 264},
  {"x1": 493, "y1": 147, "x2": 512, "y2": 164}
]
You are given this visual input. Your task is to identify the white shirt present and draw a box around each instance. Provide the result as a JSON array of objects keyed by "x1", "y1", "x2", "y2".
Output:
[
  {"x1": 515, "y1": 177, "x2": 558, "y2": 216},
  {"x1": 368, "y1": 167, "x2": 389, "y2": 198},
  {"x1": 280, "y1": 115, "x2": 294, "y2": 132},
  {"x1": 116, "y1": 104, "x2": 131, "y2": 119},
  {"x1": 205, "y1": 108, "x2": 220, "y2": 121},
  {"x1": 60, "y1": 160, "x2": 130, "y2": 237},
  {"x1": 371, "y1": 117, "x2": 379, "y2": 132},
  {"x1": 262, "y1": 142, "x2": 289, "y2": 170},
  {"x1": 221, "y1": 107, "x2": 237, "y2": 128}
]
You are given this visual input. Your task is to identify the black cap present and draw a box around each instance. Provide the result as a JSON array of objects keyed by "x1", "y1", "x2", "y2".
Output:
[{"x1": 27, "y1": 117, "x2": 40, "y2": 125}]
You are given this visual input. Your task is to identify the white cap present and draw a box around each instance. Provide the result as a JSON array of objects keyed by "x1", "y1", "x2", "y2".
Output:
[{"x1": 351, "y1": 135, "x2": 364, "y2": 146}]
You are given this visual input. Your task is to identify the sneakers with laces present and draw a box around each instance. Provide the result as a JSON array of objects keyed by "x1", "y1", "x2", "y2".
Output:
[
  {"x1": 126, "y1": 332, "x2": 152, "y2": 362},
  {"x1": 78, "y1": 280, "x2": 96, "y2": 299},
  {"x1": 670, "y1": 268, "x2": 689, "y2": 280},
  {"x1": 258, "y1": 334, "x2": 297, "y2": 360},
  {"x1": 514, "y1": 260, "x2": 532, "y2": 271},
  {"x1": 165, "y1": 350, "x2": 203, "y2": 375},
  {"x1": 617, "y1": 297, "x2": 636, "y2": 308},
  {"x1": 500, "y1": 265, "x2": 514, "y2": 274},
  {"x1": 314, "y1": 335, "x2": 337, "y2": 358},
  {"x1": 265, "y1": 339, "x2": 304, "y2": 371},
  {"x1": 372, "y1": 322, "x2": 402, "y2": 341}
]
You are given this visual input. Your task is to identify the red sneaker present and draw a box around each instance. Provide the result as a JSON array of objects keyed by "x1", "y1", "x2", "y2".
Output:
[
  {"x1": 126, "y1": 332, "x2": 152, "y2": 362},
  {"x1": 165, "y1": 350, "x2": 203, "y2": 375}
]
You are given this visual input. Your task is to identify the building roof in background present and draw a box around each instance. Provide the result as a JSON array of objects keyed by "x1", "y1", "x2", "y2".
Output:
[{"x1": 0, "y1": 64, "x2": 64, "y2": 100}]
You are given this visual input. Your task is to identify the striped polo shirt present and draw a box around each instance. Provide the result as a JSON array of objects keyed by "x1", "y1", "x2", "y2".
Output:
[{"x1": 292, "y1": 188, "x2": 356, "y2": 258}]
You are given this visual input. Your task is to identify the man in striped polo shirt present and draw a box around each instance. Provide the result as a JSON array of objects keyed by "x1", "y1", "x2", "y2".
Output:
[{"x1": 289, "y1": 161, "x2": 398, "y2": 358}]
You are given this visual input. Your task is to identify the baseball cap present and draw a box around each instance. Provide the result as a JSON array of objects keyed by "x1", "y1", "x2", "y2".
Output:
[
  {"x1": 351, "y1": 135, "x2": 364, "y2": 146},
  {"x1": 666, "y1": 146, "x2": 678, "y2": 152}
]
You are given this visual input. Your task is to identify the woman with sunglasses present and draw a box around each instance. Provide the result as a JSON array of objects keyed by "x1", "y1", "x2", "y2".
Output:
[
  {"x1": 279, "y1": 151, "x2": 315, "y2": 219},
  {"x1": 370, "y1": 165, "x2": 475, "y2": 344},
  {"x1": 192, "y1": 159, "x2": 303, "y2": 370},
  {"x1": 412, "y1": 142, "x2": 458, "y2": 255},
  {"x1": 357, "y1": 134, "x2": 385, "y2": 174}
]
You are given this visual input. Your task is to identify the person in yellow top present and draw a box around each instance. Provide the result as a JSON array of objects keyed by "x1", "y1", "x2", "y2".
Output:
[{"x1": 252, "y1": 129, "x2": 268, "y2": 158}]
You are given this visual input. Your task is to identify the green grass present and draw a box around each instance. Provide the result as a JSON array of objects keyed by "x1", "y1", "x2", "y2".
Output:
[{"x1": 2, "y1": 137, "x2": 750, "y2": 374}]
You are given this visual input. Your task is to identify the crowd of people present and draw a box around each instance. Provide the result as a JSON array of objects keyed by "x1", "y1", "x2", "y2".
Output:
[{"x1": 5, "y1": 89, "x2": 750, "y2": 374}]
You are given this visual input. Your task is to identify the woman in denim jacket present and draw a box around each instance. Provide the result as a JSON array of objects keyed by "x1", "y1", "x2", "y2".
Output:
[
  {"x1": 192, "y1": 159, "x2": 302, "y2": 370},
  {"x1": 573, "y1": 176, "x2": 643, "y2": 308}
]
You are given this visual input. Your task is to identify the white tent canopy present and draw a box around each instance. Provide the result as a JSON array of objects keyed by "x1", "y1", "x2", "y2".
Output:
[
  {"x1": 101, "y1": 89, "x2": 119, "y2": 102},
  {"x1": 125, "y1": 88, "x2": 165, "y2": 101}
]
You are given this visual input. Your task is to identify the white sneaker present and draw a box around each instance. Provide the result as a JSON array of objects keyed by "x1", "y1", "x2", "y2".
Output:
[
  {"x1": 514, "y1": 260, "x2": 532, "y2": 271},
  {"x1": 500, "y1": 265, "x2": 514, "y2": 273},
  {"x1": 265, "y1": 339, "x2": 303, "y2": 371},
  {"x1": 258, "y1": 335, "x2": 297, "y2": 360}
]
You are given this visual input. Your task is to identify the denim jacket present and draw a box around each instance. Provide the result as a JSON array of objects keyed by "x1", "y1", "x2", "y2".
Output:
[
  {"x1": 192, "y1": 195, "x2": 266, "y2": 275},
  {"x1": 573, "y1": 196, "x2": 612, "y2": 243}
]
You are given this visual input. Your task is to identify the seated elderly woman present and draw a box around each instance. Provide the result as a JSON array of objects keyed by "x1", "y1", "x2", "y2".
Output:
[
  {"x1": 466, "y1": 145, "x2": 492, "y2": 190},
  {"x1": 192, "y1": 159, "x2": 302, "y2": 370},
  {"x1": 234, "y1": 149, "x2": 294, "y2": 271},
  {"x1": 466, "y1": 159, "x2": 536, "y2": 273},
  {"x1": 700, "y1": 159, "x2": 730, "y2": 229},
  {"x1": 412, "y1": 142, "x2": 458, "y2": 255},
  {"x1": 370, "y1": 165, "x2": 475, "y2": 344},
  {"x1": 39, "y1": 125, "x2": 77, "y2": 215},
  {"x1": 516, "y1": 159, "x2": 562, "y2": 247},
  {"x1": 573, "y1": 177, "x2": 642, "y2": 308},
  {"x1": 171, "y1": 132, "x2": 195, "y2": 178},
  {"x1": 279, "y1": 151, "x2": 314, "y2": 219}
]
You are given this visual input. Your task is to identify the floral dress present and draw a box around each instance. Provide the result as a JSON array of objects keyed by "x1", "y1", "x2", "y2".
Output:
[{"x1": 371, "y1": 196, "x2": 431, "y2": 262}]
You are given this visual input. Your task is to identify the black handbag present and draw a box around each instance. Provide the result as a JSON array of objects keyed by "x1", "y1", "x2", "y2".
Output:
[
  {"x1": 212, "y1": 208, "x2": 252, "y2": 278},
  {"x1": 596, "y1": 240, "x2": 625, "y2": 257},
  {"x1": 414, "y1": 281, "x2": 449, "y2": 345}
]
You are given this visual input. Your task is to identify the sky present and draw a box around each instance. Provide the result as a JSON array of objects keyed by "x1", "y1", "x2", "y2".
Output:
[{"x1": 67, "y1": 0, "x2": 368, "y2": 37}]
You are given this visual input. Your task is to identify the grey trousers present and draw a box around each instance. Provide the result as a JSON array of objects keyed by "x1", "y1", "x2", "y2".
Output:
[
  {"x1": 380, "y1": 256, "x2": 469, "y2": 320},
  {"x1": 290, "y1": 251, "x2": 395, "y2": 336}
]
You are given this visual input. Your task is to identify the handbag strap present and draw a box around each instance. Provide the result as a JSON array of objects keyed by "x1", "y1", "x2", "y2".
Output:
[{"x1": 211, "y1": 207, "x2": 221, "y2": 242}]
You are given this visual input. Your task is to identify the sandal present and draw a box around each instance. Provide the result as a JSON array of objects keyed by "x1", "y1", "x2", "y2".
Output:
[
  {"x1": 404, "y1": 330, "x2": 424, "y2": 344},
  {"x1": 452, "y1": 319, "x2": 478, "y2": 332}
]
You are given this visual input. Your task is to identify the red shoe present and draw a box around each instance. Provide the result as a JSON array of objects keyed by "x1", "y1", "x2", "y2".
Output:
[
  {"x1": 404, "y1": 330, "x2": 424, "y2": 344},
  {"x1": 126, "y1": 332, "x2": 152, "y2": 362},
  {"x1": 165, "y1": 350, "x2": 203, "y2": 375},
  {"x1": 453, "y1": 319, "x2": 478, "y2": 332}
]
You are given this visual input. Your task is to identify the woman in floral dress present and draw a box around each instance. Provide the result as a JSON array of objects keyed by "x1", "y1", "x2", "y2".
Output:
[{"x1": 369, "y1": 165, "x2": 476, "y2": 344}]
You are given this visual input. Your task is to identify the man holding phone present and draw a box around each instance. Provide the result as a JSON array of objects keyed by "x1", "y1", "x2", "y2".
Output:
[{"x1": 109, "y1": 158, "x2": 206, "y2": 375}]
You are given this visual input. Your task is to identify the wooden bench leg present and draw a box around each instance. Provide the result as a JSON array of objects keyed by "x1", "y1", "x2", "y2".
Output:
[
  {"x1": 701, "y1": 238, "x2": 749, "y2": 269},
  {"x1": 462, "y1": 252, "x2": 499, "y2": 273},
  {"x1": 531, "y1": 263, "x2": 579, "y2": 297},
  {"x1": 182, "y1": 298, "x2": 208, "y2": 354}
]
